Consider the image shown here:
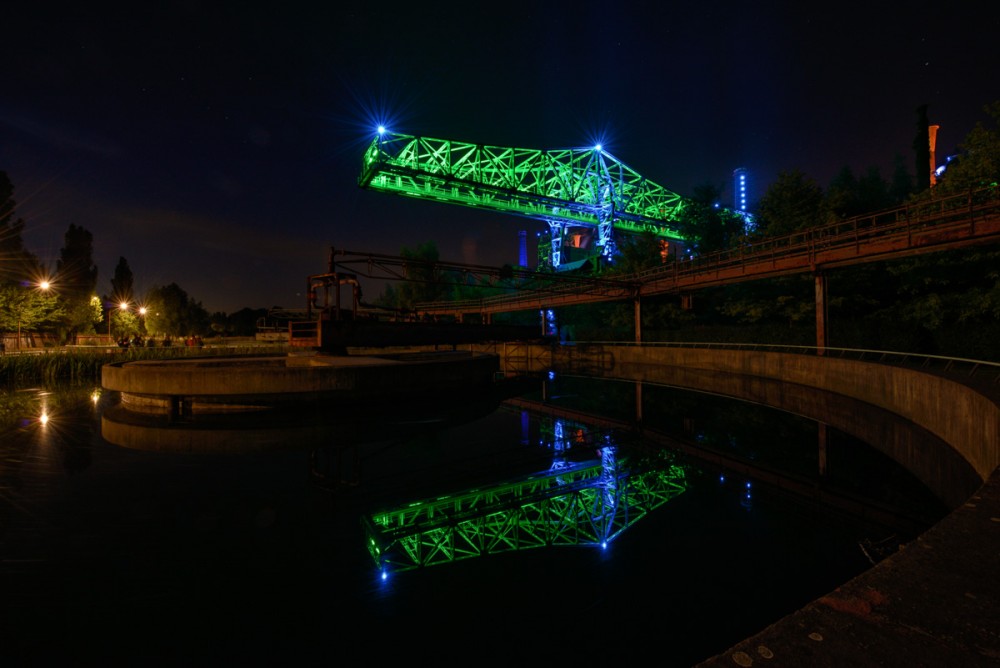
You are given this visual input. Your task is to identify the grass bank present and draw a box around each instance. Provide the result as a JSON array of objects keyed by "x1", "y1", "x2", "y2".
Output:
[{"x1": 0, "y1": 341, "x2": 289, "y2": 386}]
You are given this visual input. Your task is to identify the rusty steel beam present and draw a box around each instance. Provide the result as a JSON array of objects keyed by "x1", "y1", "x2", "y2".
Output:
[{"x1": 418, "y1": 188, "x2": 1000, "y2": 317}]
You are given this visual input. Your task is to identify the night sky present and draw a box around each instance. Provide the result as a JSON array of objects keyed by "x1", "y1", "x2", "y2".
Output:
[{"x1": 2, "y1": 3, "x2": 998, "y2": 314}]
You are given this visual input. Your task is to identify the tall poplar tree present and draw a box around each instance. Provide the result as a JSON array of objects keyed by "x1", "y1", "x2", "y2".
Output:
[
  {"x1": 56, "y1": 224, "x2": 100, "y2": 336},
  {"x1": 0, "y1": 170, "x2": 40, "y2": 284},
  {"x1": 109, "y1": 256, "x2": 135, "y2": 304}
]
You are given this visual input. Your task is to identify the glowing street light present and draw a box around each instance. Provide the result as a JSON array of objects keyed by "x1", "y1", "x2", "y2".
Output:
[
  {"x1": 109, "y1": 301, "x2": 129, "y2": 342},
  {"x1": 137, "y1": 306, "x2": 148, "y2": 345},
  {"x1": 14, "y1": 280, "x2": 52, "y2": 351}
]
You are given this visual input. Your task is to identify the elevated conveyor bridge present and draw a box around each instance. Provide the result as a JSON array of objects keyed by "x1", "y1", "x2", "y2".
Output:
[{"x1": 408, "y1": 185, "x2": 1000, "y2": 346}]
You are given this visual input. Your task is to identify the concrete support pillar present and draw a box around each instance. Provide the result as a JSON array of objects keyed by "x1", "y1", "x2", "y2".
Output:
[
  {"x1": 635, "y1": 381, "x2": 643, "y2": 426},
  {"x1": 818, "y1": 422, "x2": 828, "y2": 477},
  {"x1": 335, "y1": 277, "x2": 342, "y2": 318},
  {"x1": 680, "y1": 294, "x2": 693, "y2": 310},
  {"x1": 168, "y1": 396, "x2": 190, "y2": 421},
  {"x1": 634, "y1": 298, "x2": 642, "y2": 344},
  {"x1": 814, "y1": 271, "x2": 828, "y2": 355}
]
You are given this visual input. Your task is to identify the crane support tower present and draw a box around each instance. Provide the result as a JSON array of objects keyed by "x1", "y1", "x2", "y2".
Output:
[{"x1": 358, "y1": 130, "x2": 695, "y2": 271}]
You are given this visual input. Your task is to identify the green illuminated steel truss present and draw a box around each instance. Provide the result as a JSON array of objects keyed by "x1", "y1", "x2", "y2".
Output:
[
  {"x1": 362, "y1": 450, "x2": 688, "y2": 574},
  {"x1": 358, "y1": 131, "x2": 691, "y2": 267}
]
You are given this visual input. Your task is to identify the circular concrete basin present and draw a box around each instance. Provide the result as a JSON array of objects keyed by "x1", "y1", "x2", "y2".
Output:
[{"x1": 102, "y1": 350, "x2": 500, "y2": 415}]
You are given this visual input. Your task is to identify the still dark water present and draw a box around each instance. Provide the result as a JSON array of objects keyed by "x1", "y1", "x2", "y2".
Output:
[{"x1": 0, "y1": 374, "x2": 948, "y2": 666}]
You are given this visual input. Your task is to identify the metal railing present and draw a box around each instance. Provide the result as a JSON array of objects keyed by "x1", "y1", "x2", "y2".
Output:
[
  {"x1": 415, "y1": 185, "x2": 1000, "y2": 314},
  {"x1": 288, "y1": 320, "x2": 320, "y2": 347},
  {"x1": 635, "y1": 184, "x2": 1000, "y2": 288}
]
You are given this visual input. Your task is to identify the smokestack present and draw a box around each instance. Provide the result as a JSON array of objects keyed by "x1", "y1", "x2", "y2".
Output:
[{"x1": 928, "y1": 125, "x2": 940, "y2": 186}]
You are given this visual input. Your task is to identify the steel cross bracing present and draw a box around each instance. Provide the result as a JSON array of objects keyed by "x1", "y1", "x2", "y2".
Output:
[
  {"x1": 358, "y1": 130, "x2": 692, "y2": 268},
  {"x1": 362, "y1": 444, "x2": 688, "y2": 574},
  {"x1": 328, "y1": 247, "x2": 638, "y2": 303}
]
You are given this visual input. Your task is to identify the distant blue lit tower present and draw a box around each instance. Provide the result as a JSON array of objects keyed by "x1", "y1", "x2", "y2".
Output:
[
  {"x1": 732, "y1": 167, "x2": 757, "y2": 235},
  {"x1": 733, "y1": 167, "x2": 750, "y2": 212}
]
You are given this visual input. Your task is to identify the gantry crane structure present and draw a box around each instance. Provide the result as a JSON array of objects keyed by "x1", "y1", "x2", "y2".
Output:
[
  {"x1": 362, "y1": 423, "x2": 689, "y2": 576},
  {"x1": 358, "y1": 129, "x2": 695, "y2": 271}
]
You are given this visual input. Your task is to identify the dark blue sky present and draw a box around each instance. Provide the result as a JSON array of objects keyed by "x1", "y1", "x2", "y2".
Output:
[{"x1": 2, "y1": 3, "x2": 997, "y2": 313}]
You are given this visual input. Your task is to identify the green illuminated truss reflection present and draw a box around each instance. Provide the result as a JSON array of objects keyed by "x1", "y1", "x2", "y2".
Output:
[
  {"x1": 358, "y1": 131, "x2": 693, "y2": 267},
  {"x1": 362, "y1": 446, "x2": 689, "y2": 574}
]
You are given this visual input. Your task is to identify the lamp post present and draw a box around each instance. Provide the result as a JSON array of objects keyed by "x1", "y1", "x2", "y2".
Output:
[
  {"x1": 138, "y1": 306, "x2": 147, "y2": 346},
  {"x1": 109, "y1": 301, "x2": 129, "y2": 344},
  {"x1": 15, "y1": 280, "x2": 51, "y2": 351}
]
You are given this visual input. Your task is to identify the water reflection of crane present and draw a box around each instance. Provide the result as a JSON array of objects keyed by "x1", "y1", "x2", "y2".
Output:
[{"x1": 362, "y1": 416, "x2": 689, "y2": 578}]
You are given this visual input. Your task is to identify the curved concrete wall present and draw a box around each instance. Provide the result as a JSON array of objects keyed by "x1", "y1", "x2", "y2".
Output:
[
  {"x1": 483, "y1": 342, "x2": 1000, "y2": 490},
  {"x1": 471, "y1": 341, "x2": 1000, "y2": 665},
  {"x1": 613, "y1": 346, "x2": 999, "y2": 482},
  {"x1": 102, "y1": 351, "x2": 499, "y2": 401}
]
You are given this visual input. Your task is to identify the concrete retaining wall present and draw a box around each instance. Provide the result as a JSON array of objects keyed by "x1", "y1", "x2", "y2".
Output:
[
  {"x1": 102, "y1": 351, "x2": 500, "y2": 412},
  {"x1": 469, "y1": 340, "x2": 1000, "y2": 665},
  {"x1": 478, "y1": 342, "x2": 1000, "y2": 488}
]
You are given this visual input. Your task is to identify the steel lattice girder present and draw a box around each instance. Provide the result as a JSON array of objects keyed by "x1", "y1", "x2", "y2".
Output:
[
  {"x1": 359, "y1": 131, "x2": 691, "y2": 241},
  {"x1": 363, "y1": 456, "x2": 689, "y2": 573}
]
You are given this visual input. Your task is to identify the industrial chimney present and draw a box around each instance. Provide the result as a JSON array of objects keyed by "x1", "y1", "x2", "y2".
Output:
[{"x1": 928, "y1": 124, "x2": 940, "y2": 186}]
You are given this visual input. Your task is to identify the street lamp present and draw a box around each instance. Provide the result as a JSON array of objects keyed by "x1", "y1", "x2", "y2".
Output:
[
  {"x1": 15, "y1": 280, "x2": 51, "y2": 351},
  {"x1": 137, "y1": 306, "x2": 147, "y2": 345},
  {"x1": 109, "y1": 301, "x2": 129, "y2": 343}
]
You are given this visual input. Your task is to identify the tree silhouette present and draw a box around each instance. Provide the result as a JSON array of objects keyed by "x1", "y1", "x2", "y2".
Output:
[
  {"x1": 110, "y1": 256, "x2": 135, "y2": 305},
  {"x1": 55, "y1": 224, "x2": 99, "y2": 338}
]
